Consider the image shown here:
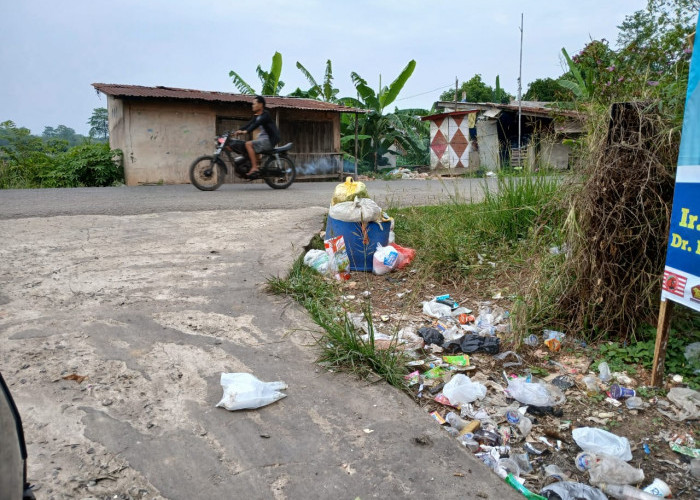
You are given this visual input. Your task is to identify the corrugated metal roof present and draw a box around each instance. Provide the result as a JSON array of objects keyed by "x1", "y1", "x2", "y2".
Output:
[
  {"x1": 92, "y1": 83, "x2": 366, "y2": 113},
  {"x1": 436, "y1": 100, "x2": 583, "y2": 120},
  {"x1": 420, "y1": 110, "x2": 479, "y2": 121}
]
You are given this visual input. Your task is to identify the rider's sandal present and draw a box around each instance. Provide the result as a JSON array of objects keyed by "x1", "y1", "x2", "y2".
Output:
[{"x1": 246, "y1": 171, "x2": 262, "y2": 180}]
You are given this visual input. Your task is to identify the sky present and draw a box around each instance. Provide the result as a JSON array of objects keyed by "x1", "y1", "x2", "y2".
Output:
[{"x1": 0, "y1": 0, "x2": 648, "y2": 136}]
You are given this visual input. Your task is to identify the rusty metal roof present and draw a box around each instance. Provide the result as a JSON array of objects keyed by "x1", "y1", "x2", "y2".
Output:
[
  {"x1": 436, "y1": 100, "x2": 583, "y2": 120},
  {"x1": 92, "y1": 83, "x2": 366, "y2": 113},
  {"x1": 420, "y1": 110, "x2": 480, "y2": 121}
]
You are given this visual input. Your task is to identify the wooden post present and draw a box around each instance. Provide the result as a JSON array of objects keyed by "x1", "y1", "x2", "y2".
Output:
[
  {"x1": 454, "y1": 77, "x2": 458, "y2": 102},
  {"x1": 354, "y1": 112, "x2": 359, "y2": 180},
  {"x1": 651, "y1": 299, "x2": 674, "y2": 386}
]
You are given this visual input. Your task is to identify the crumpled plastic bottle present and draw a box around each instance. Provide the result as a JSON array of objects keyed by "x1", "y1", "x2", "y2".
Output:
[
  {"x1": 598, "y1": 361, "x2": 612, "y2": 382},
  {"x1": 600, "y1": 483, "x2": 659, "y2": 500},
  {"x1": 586, "y1": 453, "x2": 645, "y2": 485}
]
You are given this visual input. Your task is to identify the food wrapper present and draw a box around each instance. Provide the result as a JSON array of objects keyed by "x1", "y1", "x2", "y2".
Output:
[
  {"x1": 324, "y1": 235, "x2": 350, "y2": 280},
  {"x1": 443, "y1": 355, "x2": 470, "y2": 367}
]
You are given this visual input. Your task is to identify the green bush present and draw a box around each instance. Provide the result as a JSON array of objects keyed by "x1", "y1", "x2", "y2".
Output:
[{"x1": 46, "y1": 143, "x2": 123, "y2": 187}]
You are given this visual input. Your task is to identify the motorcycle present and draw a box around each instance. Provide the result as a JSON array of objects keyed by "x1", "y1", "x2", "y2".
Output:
[{"x1": 189, "y1": 132, "x2": 296, "y2": 191}]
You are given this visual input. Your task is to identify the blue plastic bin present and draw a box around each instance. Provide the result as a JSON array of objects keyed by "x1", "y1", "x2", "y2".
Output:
[{"x1": 325, "y1": 215, "x2": 391, "y2": 271}]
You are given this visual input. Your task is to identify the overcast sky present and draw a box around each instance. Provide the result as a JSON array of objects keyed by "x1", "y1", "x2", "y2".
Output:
[{"x1": 1, "y1": 0, "x2": 647, "y2": 136}]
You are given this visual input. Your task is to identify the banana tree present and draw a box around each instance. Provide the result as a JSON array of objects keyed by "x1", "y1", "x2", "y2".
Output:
[
  {"x1": 292, "y1": 60, "x2": 339, "y2": 102},
  {"x1": 341, "y1": 60, "x2": 418, "y2": 171},
  {"x1": 228, "y1": 51, "x2": 285, "y2": 95},
  {"x1": 557, "y1": 48, "x2": 591, "y2": 100}
]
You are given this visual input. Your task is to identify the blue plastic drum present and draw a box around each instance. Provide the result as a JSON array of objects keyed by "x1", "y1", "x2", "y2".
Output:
[{"x1": 325, "y1": 215, "x2": 391, "y2": 271}]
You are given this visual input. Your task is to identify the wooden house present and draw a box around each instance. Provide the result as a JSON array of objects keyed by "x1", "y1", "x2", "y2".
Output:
[{"x1": 92, "y1": 83, "x2": 365, "y2": 185}]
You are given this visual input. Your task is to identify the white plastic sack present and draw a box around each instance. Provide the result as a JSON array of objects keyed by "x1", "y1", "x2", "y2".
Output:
[
  {"x1": 303, "y1": 249, "x2": 330, "y2": 274},
  {"x1": 422, "y1": 300, "x2": 453, "y2": 318},
  {"x1": 372, "y1": 243, "x2": 399, "y2": 275},
  {"x1": 328, "y1": 197, "x2": 382, "y2": 223},
  {"x1": 442, "y1": 374, "x2": 487, "y2": 406},
  {"x1": 507, "y1": 377, "x2": 566, "y2": 406},
  {"x1": 216, "y1": 373, "x2": 287, "y2": 411},
  {"x1": 572, "y1": 427, "x2": 633, "y2": 461},
  {"x1": 658, "y1": 387, "x2": 700, "y2": 421}
]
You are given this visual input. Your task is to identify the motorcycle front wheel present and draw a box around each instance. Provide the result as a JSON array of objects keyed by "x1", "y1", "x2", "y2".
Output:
[
  {"x1": 263, "y1": 156, "x2": 296, "y2": 189},
  {"x1": 189, "y1": 156, "x2": 226, "y2": 191}
]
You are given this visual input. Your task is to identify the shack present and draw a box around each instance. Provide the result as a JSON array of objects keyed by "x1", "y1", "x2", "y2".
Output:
[
  {"x1": 423, "y1": 101, "x2": 584, "y2": 171},
  {"x1": 92, "y1": 83, "x2": 365, "y2": 185}
]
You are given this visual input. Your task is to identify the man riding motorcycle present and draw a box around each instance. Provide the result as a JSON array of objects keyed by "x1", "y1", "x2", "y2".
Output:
[{"x1": 233, "y1": 95, "x2": 280, "y2": 179}]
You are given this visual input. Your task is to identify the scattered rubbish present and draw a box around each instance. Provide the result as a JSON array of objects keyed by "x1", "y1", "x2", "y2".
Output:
[
  {"x1": 669, "y1": 442, "x2": 700, "y2": 458},
  {"x1": 505, "y1": 409, "x2": 521, "y2": 424},
  {"x1": 372, "y1": 243, "x2": 399, "y2": 275},
  {"x1": 422, "y1": 299, "x2": 453, "y2": 318},
  {"x1": 418, "y1": 327, "x2": 444, "y2": 345},
  {"x1": 303, "y1": 249, "x2": 331, "y2": 274},
  {"x1": 551, "y1": 375, "x2": 575, "y2": 390},
  {"x1": 657, "y1": 386, "x2": 700, "y2": 421},
  {"x1": 494, "y1": 351, "x2": 523, "y2": 368},
  {"x1": 443, "y1": 355, "x2": 470, "y2": 367},
  {"x1": 609, "y1": 384, "x2": 636, "y2": 400},
  {"x1": 624, "y1": 397, "x2": 648, "y2": 410},
  {"x1": 498, "y1": 458, "x2": 521, "y2": 478},
  {"x1": 544, "y1": 464, "x2": 568, "y2": 481},
  {"x1": 581, "y1": 375, "x2": 601, "y2": 396},
  {"x1": 518, "y1": 417, "x2": 532, "y2": 437},
  {"x1": 61, "y1": 373, "x2": 87, "y2": 384},
  {"x1": 324, "y1": 235, "x2": 350, "y2": 281},
  {"x1": 597, "y1": 362, "x2": 611, "y2": 382},
  {"x1": 404, "y1": 370, "x2": 420, "y2": 386},
  {"x1": 586, "y1": 453, "x2": 644, "y2": 485},
  {"x1": 575, "y1": 451, "x2": 596, "y2": 472},
  {"x1": 572, "y1": 427, "x2": 632, "y2": 461},
  {"x1": 388, "y1": 243, "x2": 416, "y2": 269},
  {"x1": 331, "y1": 177, "x2": 369, "y2": 205},
  {"x1": 216, "y1": 373, "x2": 287, "y2": 411},
  {"x1": 442, "y1": 374, "x2": 487, "y2": 405},
  {"x1": 599, "y1": 483, "x2": 658, "y2": 500},
  {"x1": 524, "y1": 443, "x2": 544, "y2": 455},
  {"x1": 424, "y1": 366, "x2": 446, "y2": 379},
  {"x1": 523, "y1": 334, "x2": 539, "y2": 347},
  {"x1": 540, "y1": 481, "x2": 607, "y2": 500},
  {"x1": 429, "y1": 410, "x2": 446, "y2": 424},
  {"x1": 690, "y1": 458, "x2": 700, "y2": 479},
  {"x1": 507, "y1": 377, "x2": 566, "y2": 407},
  {"x1": 642, "y1": 478, "x2": 671, "y2": 498},
  {"x1": 505, "y1": 474, "x2": 547, "y2": 500},
  {"x1": 444, "y1": 334, "x2": 500, "y2": 354},
  {"x1": 328, "y1": 196, "x2": 382, "y2": 223}
]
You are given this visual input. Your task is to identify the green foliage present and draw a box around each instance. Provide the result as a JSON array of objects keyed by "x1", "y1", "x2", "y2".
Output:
[
  {"x1": 440, "y1": 74, "x2": 513, "y2": 103},
  {"x1": 1, "y1": 121, "x2": 123, "y2": 188},
  {"x1": 42, "y1": 124, "x2": 83, "y2": 148},
  {"x1": 293, "y1": 60, "x2": 339, "y2": 102},
  {"x1": 524, "y1": 78, "x2": 574, "y2": 101},
  {"x1": 229, "y1": 51, "x2": 285, "y2": 95},
  {"x1": 88, "y1": 107, "x2": 109, "y2": 141}
]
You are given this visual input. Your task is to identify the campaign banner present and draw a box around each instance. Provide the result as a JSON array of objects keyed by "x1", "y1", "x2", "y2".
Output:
[{"x1": 661, "y1": 13, "x2": 700, "y2": 311}]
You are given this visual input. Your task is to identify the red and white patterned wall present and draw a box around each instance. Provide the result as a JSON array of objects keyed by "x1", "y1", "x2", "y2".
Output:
[{"x1": 427, "y1": 112, "x2": 477, "y2": 169}]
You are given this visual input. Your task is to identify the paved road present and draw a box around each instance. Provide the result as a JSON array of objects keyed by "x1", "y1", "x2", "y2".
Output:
[
  {"x1": 0, "y1": 180, "x2": 519, "y2": 500},
  {"x1": 0, "y1": 178, "x2": 496, "y2": 219}
]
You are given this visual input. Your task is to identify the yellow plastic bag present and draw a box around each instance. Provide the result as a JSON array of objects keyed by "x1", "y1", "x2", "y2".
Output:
[{"x1": 331, "y1": 177, "x2": 369, "y2": 205}]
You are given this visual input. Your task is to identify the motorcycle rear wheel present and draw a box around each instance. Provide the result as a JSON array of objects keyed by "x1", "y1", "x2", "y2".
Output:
[
  {"x1": 263, "y1": 156, "x2": 296, "y2": 189},
  {"x1": 190, "y1": 156, "x2": 226, "y2": 191}
]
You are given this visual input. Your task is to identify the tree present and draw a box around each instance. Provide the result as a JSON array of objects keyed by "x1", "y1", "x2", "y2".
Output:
[
  {"x1": 291, "y1": 60, "x2": 339, "y2": 102},
  {"x1": 88, "y1": 108, "x2": 109, "y2": 141},
  {"x1": 440, "y1": 74, "x2": 493, "y2": 102},
  {"x1": 42, "y1": 125, "x2": 82, "y2": 149},
  {"x1": 524, "y1": 77, "x2": 573, "y2": 101},
  {"x1": 340, "y1": 60, "x2": 421, "y2": 171},
  {"x1": 229, "y1": 52, "x2": 285, "y2": 95}
]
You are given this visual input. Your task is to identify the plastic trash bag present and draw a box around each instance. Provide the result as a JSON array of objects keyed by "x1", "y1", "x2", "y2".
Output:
[
  {"x1": 422, "y1": 299, "x2": 453, "y2": 318},
  {"x1": 507, "y1": 377, "x2": 566, "y2": 407},
  {"x1": 303, "y1": 249, "x2": 330, "y2": 274},
  {"x1": 658, "y1": 387, "x2": 700, "y2": 421},
  {"x1": 216, "y1": 373, "x2": 287, "y2": 411},
  {"x1": 442, "y1": 374, "x2": 487, "y2": 406},
  {"x1": 328, "y1": 197, "x2": 382, "y2": 223},
  {"x1": 572, "y1": 427, "x2": 632, "y2": 461},
  {"x1": 494, "y1": 350, "x2": 522, "y2": 368},
  {"x1": 372, "y1": 243, "x2": 399, "y2": 275},
  {"x1": 444, "y1": 334, "x2": 501, "y2": 354},
  {"x1": 587, "y1": 453, "x2": 644, "y2": 485},
  {"x1": 331, "y1": 177, "x2": 369, "y2": 205},
  {"x1": 418, "y1": 327, "x2": 444, "y2": 345},
  {"x1": 389, "y1": 243, "x2": 416, "y2": 269},
  {"x1": 540, "y1": 481, "x2": 607, "y2": 500}
]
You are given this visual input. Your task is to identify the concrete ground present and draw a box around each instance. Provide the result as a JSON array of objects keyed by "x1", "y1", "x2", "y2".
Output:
[{"x1": 0, "y1": 181, "x2": 519, "y2": 499}]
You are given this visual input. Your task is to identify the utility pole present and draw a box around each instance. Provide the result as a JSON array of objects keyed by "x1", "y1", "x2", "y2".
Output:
[
  {"x1": 455, "y1": 77, "x2": 458, "y2": 102},
  {"x1": 518, "y1": 13, "x2": 524, "y2": 165}
]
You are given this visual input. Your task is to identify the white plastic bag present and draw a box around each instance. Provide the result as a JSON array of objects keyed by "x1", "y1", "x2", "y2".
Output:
[
  {"x1": 372, "y1": 243, "x2": 399, "y2": 275},
  {"x1": 328, "y1": 197, "x2": 382, "y2": 223},
  {"x1": 422, "y1": 299, "x2": 453, "y2": 318},
  {"x1": 216, "y1": 373, "x2": 287, "y2": 411},
  {"x1": 442, "y1": 374, "x2": 487, "y2": 406},
  {"x1": 572, "y1": 427, "x2": 633, "y2": 461},
  {"x1": 507, "y1": 377, "x2": 566, "y2": 406},
  {"x1": 303, "y1": 249, "x2": 330, "y2": 274}
]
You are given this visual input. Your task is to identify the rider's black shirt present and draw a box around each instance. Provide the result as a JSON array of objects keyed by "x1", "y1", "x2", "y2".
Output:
[{"x1": 238, "y1": 110, "x2": 280, "y2": 147}]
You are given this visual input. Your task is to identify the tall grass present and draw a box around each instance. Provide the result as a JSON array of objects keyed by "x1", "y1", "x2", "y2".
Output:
[{"x1": 267, "y1": 254, "x2": 409, "y2": 388}]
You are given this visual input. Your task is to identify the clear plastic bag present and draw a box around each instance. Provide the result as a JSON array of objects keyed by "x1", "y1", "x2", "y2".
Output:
[
  {"x1": 216, "y1": 373, "x2": 287, "y2": 411},
  {"x1": 572, "y1": 427, "x2": 632, "y2": 461},
  {"x1": 442, "y1": 373, "x2": 487, "y2": 406},
  {"x1": 507, "y1": 377, "x2": 566, "y2": 406},
  {"x1": 372, "y1": 243, "x2": 399, "y2": 275},
  {"x1": 587, "y1": 453, "x2": 645, "y2": 484},
  {"x1": 303, "y1": 249, "x2": 330, "y2": 274}
]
